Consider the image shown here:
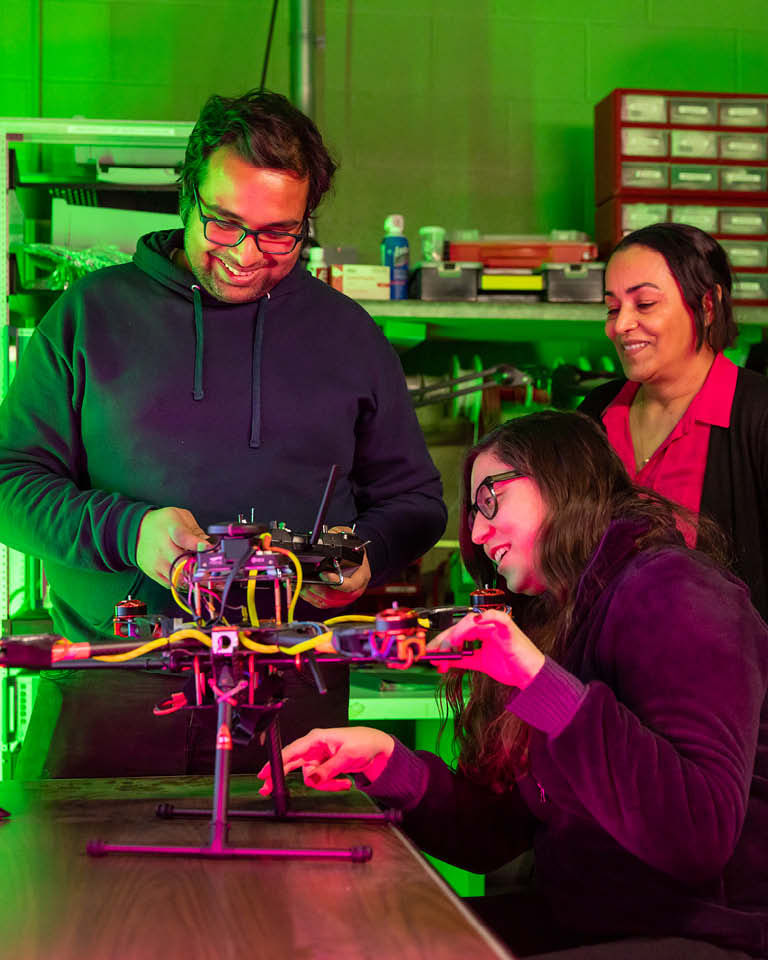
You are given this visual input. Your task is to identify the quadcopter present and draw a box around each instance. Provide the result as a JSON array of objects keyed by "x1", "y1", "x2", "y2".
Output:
[{"x1": 0, "y1": 467, "x2": 510, "y2": 863}]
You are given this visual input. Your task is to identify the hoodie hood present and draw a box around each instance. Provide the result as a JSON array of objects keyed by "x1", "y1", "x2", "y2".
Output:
[
  {"x1": 133, "y1": 229, "x2": 308, "y2": 302},
  {"x1": 132, "y1": 229, "x2": 310, "y2": 446}
]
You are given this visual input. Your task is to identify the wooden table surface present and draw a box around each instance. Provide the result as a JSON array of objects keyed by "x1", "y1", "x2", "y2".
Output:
[{"x1": 0, "y1": 775, "x2": 515, "y2": 960}]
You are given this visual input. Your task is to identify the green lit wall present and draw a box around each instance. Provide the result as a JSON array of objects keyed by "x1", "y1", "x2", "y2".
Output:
[{"x1": 1, "y1": 0, "x2": 766, "y2": 257}]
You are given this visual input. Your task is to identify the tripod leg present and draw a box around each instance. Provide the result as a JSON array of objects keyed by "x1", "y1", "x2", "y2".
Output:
[
  {"x1": 209, "y1": 687, "x2": 234, "y2": 851},
  {"x1": 266, "y1": 716, "x2": 289, "y2": 817}
]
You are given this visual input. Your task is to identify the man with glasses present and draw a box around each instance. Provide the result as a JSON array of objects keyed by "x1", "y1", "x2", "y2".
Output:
[{"x1": 0, "y1": 89, "x2": 446, "y2": 778}]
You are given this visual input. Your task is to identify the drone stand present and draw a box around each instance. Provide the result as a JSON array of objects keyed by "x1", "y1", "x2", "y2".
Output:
[{"x1": 86, "y1": 665, "x2": 387, "y2": 862}]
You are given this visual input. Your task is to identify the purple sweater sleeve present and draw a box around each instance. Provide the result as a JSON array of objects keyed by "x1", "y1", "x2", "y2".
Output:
[
  {"x1": 359, "y1": 740, "x2": 536, "y2": 874},
  {"x1": 506, "y1": 657, "x2": 588, "y2": 734},
  {"x1": 505, "y1": 551, "x2": 768, "y2": 885}
]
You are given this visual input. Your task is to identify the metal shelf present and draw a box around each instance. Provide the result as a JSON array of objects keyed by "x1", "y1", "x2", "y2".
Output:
[
  {"x1": 360, "y1": 298, "x2": 768, "y2": 346},
  {"x1": 0, "y1": 117, "x2": 194, "y2": 629}
]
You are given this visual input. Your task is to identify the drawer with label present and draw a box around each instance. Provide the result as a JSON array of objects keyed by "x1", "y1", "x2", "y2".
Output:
[
  {"x1": 719, "y1": 100, "x2": 768, "y2": 128},
  {"x1": 719, "y1": 133, "x2": 767, "y2": 161},
  {"x1": 719, "y1": 208, "x2": 768, "y2": 235},
  {"x1": 670, "y1": 205, "x2": 719, "y2": 233},
  {"x1": 732, "y1": 273, "x2": 768, "y2": 301},
  {"x1": 620, "y1": 202, "x2": 670, "y2": 232},
  {"x1": 670, "y1": 130, "x2": 718, "y2": 158},
  {"x1": 721, "y1": 241, "x2": 768, "y2": 269},
  {"x1": 670, "y1": 165, "x2": 718, "y2": 190},
  {"x1": 720, "y1": 167, "x2": 768, "y2": 191},
  {"x1": 620, "y1": 163, "x2": 668, "y2": 189},
  {"x1": 620, "y1": 94, "x2": 667, "y2": 123},
  {"x1": 621, "y1": 128, "x2": 668, "y2": 157},
  {"x1": 669, "y1": 98, "x2": 717, "y2": 126}
]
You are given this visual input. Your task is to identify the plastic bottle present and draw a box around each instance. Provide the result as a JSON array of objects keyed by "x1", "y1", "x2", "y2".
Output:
[
  {"x1": 380, "y1": 214, "x2": 409, "y2": 300},
  {"x1": 307, "y1": 245, "x2": 330, "y2": 284}
]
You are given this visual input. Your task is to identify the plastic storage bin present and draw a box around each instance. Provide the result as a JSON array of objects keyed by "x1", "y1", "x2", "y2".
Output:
[
  {"x1": 720, "y1": 167, "x2": 768, "y2": 191},
  {"x1": 621, "y1": 128, "x2": 668, "y2": 157},
  {"x1": 670, "y1": 205, "x2": 720, "y2": 232},
  {"x1": 732, "y1": 273, "x2": 768, "y2": 301},
  {"x1": 542, "y1": 263, "x2": 605, "y2": 302},
  {"x1": 596, "y1": 88, "x2": 768, "y2": 206},
  {"x1": 621, "y1": 163, "x2": 668, "y2": 189},
  {"x1": 719, "y1": 133, "x2": 766, "y2": 160},
  {"x1": 721, "y1": 240, "x2": 768, "y2": 268},
  {"x1": 670, "y1": 165, "x2": 718, "y2": 190},
  {"x1": 719, "y1": 208, "x2": 768, "y2": 235},
  {"x1": 669, "y1": 98, "x2": 717, "y2": 126},
  {"x1": 409, "y1": 262, "x2": 481, "y2": 300},
  {"x1": 719, "y1": 100, "x2": 768, "y2": 127},
  {"x1": 670, "y1": 130, "x2": 718, "y2": 158},
  {"x1": 448, "y1": 237, "x2": 597, "y2": 268},
  {"x1": 621, "y1": 94, "x2": 666, "y2": 123}
]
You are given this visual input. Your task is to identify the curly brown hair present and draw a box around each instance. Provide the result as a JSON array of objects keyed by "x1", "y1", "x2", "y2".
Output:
[
  {"x1": 179, "y1": 89, "x2": 337, "y2": 224},
  {"x1": 444, "y1": 410, "x2": 728, "y2": 790}
]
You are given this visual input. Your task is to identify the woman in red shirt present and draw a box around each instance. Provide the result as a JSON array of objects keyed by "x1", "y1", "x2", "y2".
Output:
[{"x1": 580, "y1": 223, "x2": 768, "y2": 620}]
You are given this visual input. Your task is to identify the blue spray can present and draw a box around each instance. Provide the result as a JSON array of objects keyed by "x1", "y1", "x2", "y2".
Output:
[{"x1": 381, "y1": 214, "x2": 409, "y2": 300}]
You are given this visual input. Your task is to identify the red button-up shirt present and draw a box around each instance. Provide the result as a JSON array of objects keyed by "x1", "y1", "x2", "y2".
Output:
[{"x1": 601, "y1": 353, "x2": 738, "y2": 543}]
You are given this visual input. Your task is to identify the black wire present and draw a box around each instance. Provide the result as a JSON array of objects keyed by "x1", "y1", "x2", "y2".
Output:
[
  {"x1": 213, "y1": 553, "x2": 248, "y2": 626},
  {"x1": 259, "y1": 0, "x2": 280, "y2": 91}
]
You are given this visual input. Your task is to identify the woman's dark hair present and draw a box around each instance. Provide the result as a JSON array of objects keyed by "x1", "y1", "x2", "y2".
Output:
[
  {"x1": 179, "y1": 89, "x2": 337, "y2": 223},
  {"x1": 445, "y1": 410, "x2": 727, "y2": 790},
  {"x1": 610, "y1": 222, "x2": 737, "y2": 352}
]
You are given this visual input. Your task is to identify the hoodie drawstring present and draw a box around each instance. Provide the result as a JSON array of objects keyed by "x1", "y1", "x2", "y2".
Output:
[
  {"x1": 191, "y1": 284, "x2": 204, "y2": 401},
  {"x1": 249, "y1": 293, "x2": 268, "y2": 449},
  {"x1": 189, "y1": 283, "x2": 267, "y2": 449}
]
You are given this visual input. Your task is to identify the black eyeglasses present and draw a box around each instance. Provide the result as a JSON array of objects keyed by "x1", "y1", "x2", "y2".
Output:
[
  {"x1": 469, "y1": 470, "x2": 524, "y2": 527},
  {"x1": 194, "y1": 188, "x2": 306, "y2": 255}
]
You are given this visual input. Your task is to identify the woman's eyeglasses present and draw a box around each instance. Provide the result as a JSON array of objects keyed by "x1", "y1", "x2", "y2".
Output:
[{"x1": 469, "y1": 470, "x2": 524, "y2": 527}]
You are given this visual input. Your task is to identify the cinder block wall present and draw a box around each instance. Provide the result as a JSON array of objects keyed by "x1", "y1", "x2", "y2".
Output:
[{"x1": 2, "y1": 0, "x2": 766, "y2": 259}]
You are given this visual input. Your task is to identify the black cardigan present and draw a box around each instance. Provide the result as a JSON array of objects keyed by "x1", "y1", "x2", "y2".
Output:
[{"x1": 580, "y1": 366, "x2": 768, "y2": 621}]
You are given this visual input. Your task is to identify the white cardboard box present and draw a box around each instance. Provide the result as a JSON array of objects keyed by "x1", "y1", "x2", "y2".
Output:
[{"x1": 330, "y1": 264, "x2": 391, "y2": 300}]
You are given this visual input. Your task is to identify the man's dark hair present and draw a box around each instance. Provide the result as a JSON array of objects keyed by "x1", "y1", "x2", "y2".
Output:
[
  {"x1": 610, "y1": 222, "x2": 737, "y2": 353},
  {"x1": 179, "y1": 89, "x2": 337, "y2": 223}
]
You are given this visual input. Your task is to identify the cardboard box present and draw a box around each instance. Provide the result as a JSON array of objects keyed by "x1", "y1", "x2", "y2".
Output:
[{"x1": 330, "y1": 264, "x2": 391, "y2": 300}]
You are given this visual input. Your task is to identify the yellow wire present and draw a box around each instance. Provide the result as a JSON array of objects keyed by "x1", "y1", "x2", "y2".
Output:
[
  {"x1": 93, "y1": 627, "x2": 212, "y2": 662},
  {"x1": 278, "y1": 630, "x2": 335, "y2": 655},
  {"x1": 324, "y1": 614, "x2": 377, "y2": 625},
  {"x1": 170, "y1": 558, "x2": 195, "y2": 616},
  {"x1": 94, "y1": 637, "x2": 174, "y2": 662},
  {"x1": 264, "y1": 541, "x2": 302, "y2": 621},
  {"x1": 167, "y1": 628, "x2": 213, "y2": 646},
  {"x1": 246, "y1": 569, "x2": 259, "y2": 626},
  {"x1": 239, "y1": 632, "x2": 279, "y2": 653}
]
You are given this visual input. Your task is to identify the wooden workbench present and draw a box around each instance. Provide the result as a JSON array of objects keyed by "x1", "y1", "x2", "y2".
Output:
[{"x1": 0, "y1": 775, "x2": 514, "y2": 960}]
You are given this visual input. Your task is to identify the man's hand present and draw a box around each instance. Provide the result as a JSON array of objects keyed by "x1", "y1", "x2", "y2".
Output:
[
  {"x1": 300, "y1": 525, "x2": 371, "y2": 609},
  {"x1": 136, "y1": 507, "x2": 210, "y2": 586}
]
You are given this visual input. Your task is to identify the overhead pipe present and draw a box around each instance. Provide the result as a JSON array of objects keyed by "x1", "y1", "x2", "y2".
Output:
[{"x1": 290, "y1": 0, "x2": 315, "y2": 118}]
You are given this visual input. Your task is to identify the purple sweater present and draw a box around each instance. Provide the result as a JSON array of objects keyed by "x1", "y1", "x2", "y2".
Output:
[{"x1": 364, "y1": 520, "x2": 768, "y2": 956}]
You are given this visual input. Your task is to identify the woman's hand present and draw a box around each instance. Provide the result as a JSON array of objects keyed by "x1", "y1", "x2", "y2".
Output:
[
  {"x1": 428, "y1": 609, "x2": 545, "y2": 689},
  {"x1": 256, "y1": 726, "x2": 395, "y2": 795}
]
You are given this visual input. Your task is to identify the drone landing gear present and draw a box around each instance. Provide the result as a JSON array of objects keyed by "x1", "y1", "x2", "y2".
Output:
[{"x1": 86, "y1": 666, "x2": 391, "y2": 862}]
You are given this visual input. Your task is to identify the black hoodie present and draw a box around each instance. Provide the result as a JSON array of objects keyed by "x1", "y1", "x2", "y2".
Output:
[{"x1": 0, "y1": 229, "x2": 446, "y2": 643}]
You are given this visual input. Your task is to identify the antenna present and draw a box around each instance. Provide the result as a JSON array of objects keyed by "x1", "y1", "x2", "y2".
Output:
[{"x1": 309, "y1": 465, "x2": 339, "y2": 545}]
